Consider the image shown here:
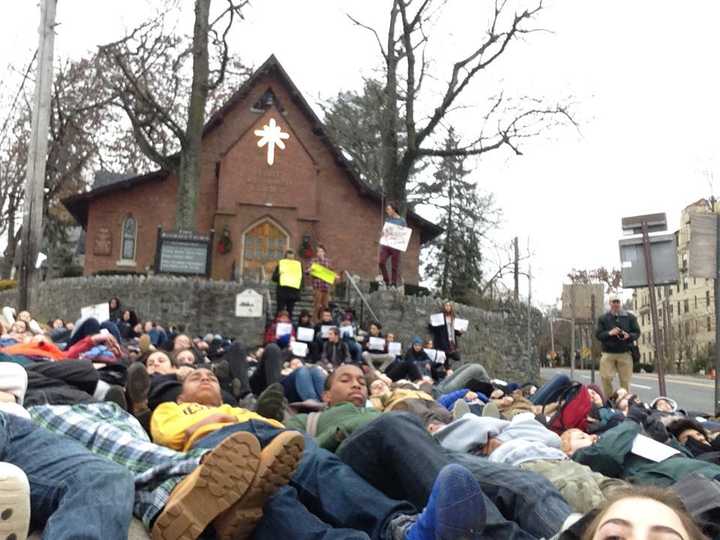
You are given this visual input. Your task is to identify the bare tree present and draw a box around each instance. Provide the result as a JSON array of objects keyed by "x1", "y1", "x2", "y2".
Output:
[
  {"x1": 97, "y1": 0, "x2": 250, "y2": 230},
  {"x1": 346, "y1": 0, "x2": 575, "y2": 212},
  {"x1": 567, "y1": 267, "x2": 622, "y2": 293}
]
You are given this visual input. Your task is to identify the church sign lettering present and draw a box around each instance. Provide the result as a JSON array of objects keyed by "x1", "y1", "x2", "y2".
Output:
[{"x1": 155, "y1": 228, "x2": 214, "y2": 276}]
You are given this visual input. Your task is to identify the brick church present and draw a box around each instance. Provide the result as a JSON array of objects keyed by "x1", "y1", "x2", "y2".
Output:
[{"x1": 64, "y1": 55, "x2": 440, "y2": 284}]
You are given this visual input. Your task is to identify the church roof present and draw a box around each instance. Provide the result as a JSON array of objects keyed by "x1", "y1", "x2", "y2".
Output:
[{"x1": 63, "y1": 55, "x2": 442, "y2": 243}]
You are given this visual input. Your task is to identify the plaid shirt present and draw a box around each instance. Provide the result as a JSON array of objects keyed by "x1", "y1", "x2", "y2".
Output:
[
  {"x1": 29, "y1": 403, "x2": 208, "y2": 530},
  {"x1": 311, "y1": 254, "x2": 332, "y2": 291}
]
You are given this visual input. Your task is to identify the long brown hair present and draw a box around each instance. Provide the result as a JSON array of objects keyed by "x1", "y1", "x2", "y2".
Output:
[{"x1": 581, "y1": 485, "x2": 706, "y2": 540}]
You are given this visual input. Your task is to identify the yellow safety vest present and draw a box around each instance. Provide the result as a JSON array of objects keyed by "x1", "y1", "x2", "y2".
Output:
[{"x1": 278, "y1": 259, "x2": 302, "y2": 289}]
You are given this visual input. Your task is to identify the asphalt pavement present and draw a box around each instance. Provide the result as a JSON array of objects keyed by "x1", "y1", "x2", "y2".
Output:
[{"x1": 541, "y1": 367, "x2": 719, "y2": 415}]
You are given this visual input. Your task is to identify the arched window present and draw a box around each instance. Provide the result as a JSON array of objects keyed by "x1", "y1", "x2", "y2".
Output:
[{"x1": 121, "y1": 215, "x2": 137, "y2": 261}]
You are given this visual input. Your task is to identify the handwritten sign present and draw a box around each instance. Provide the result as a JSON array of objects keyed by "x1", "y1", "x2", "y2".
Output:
[
  {"x1": 430, "y1": 313, "x2": 445, "y2": 327},
  {"x1": 297, "y1": 327, "x2": 314, "y2": 342},
  {"x1": 290, "y1": 341, "x2": 308, "y2": 358},
  {"x1": 388, "y1": 342, "x2": 402, "y2": 356},
  {"x1": 310, "y1": 263, "x2": 337, "y2": 285},
  {"x1": 275, "y1": 322, "x2": 293, "y2": 337},
  {"x1": 320, "y1": 325, "x2": 333, "y2": 339},
  {"x1": 340, "y1": 326, "x2": 354, "y2": 338},
  {"x1": 379, "y1": 222, "x2": 412, "y2": 252},
  {"x1": 368, "y1": 337, "x2": 386, "y2": 351},
  {"x1": 454, "y1": 318, "x2": 469, "y2": 332},
  {"x1": 424, "y1": 349, "x2": 446, "y2": 364},
  {"x1": 81, "y1": 303, "x2": 110, "y2": 323},
  {"x1": 235, "y1": 289, "x2": 263, "y2": 317},
  {"x1": 631, "y1": 434, "x2": 680, "y2": 462}
]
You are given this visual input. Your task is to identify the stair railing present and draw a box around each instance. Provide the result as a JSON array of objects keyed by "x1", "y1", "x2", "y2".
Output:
[{"x1": 343, "y1": 271, "x2": 378, "y2": 326}]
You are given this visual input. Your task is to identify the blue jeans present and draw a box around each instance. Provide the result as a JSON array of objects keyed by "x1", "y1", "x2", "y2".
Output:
[
  {"x1": 336, "y1": 413, "x2": 571, "y2": 540},
  {"x1": 531, "y1": 374, "x2": 571, "y2": 405},
  {"x1": 282, "y1": 367, "x2": 326, "y2": 402},
  {"x1": 69, "y1": 317, "x2": 122, "y2": 346},
  {"x1": 0, "y1": 412, "x2": 134, "y2": 539},
  {"x1": 344, "y1": 338, "x2": 363, "y2": 364},
  {"x1": 193, "y1": 421, "x2": 414, "y2": 540}
]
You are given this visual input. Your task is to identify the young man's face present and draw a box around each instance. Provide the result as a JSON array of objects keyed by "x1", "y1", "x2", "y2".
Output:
[
  {"x1": 321, "y1": 311, "x2": 332, "y2": 323},
  {"x1": 323, "y1": 365, "x2": 368, "y2": 407},
  {"x1": 328, "y1": 330, "x2": 340, "y2": 343},
  {"x1": 178, "y1": 368, "x2": 222, "y2": 407}
]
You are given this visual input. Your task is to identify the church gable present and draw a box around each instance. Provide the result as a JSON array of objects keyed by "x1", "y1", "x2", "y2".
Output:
[{"x1": 218, "y1": 105, "x2": 319, "y2": 219}]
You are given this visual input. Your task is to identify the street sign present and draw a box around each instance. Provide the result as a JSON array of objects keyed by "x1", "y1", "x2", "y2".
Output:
[
  {"x1": 621, "y1": 213, "x2": 667, "y2": 234},
  {"x1": 619, "y1": 233, "x2": 678, "y2": 288},
  {"x1": 561, "y1": 284, "x2": 604, "y2": 321},
  {"x1": 688, "y1": 213, "x2": 717, "y2": 279}
]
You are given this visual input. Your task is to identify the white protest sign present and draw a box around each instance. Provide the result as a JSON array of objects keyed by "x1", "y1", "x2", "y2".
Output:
[
  {"x1": 340, "y1": 326, "x2": 354, "y2": 338},
  {"x1": 388, "y1": 342, "x2": 402, "y2": 356},
  {"x1": 81, "y1": 303, "x2": 110, "y2": 323},
  {"x1": 631, "y1": 434, "x2": 681, "y2": 463},
  {"x1": 320, "y1": 325, "x2": 333, "y2": 339},
  {"x1": 424, "y1": 348, "x2": 446, "y2": 364},
  {"x1": 297, "y1": 327, "x2": 314, "y2": 342},
  {"x1": 430, "y1": 313, "x2": 445, "y2": 327},
  {"x1": 368, "y1": 337, "x2": 386, "y2": 351},
  {"x1": 235, "y1": 289, "x2": 263, "y2": 317},
  {"x1": 291, "y1": 341, "x2": 308, "y2": 358},
  {"x1": 379, "y1": 222, "x2": 412, "y2": 252},
  {"x1": 454, "y1": 318, "x2": 469, "y2": 332},
  {"x1": 275, "y1": 322, "x2": 293, "y2": 337}
]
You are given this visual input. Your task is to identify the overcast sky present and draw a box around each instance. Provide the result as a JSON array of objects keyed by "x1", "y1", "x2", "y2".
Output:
[{"x1": 2, "y1": 1, "x2": 719, "y2": 308}]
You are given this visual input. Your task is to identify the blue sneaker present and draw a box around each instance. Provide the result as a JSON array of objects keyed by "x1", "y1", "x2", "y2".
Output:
[{"x1": 405, "y1": 463, "x2": 487, "y2": 540}]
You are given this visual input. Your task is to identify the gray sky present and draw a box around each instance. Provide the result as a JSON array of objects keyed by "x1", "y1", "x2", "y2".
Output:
[{"x1": 2, "y1": 1, "x2": 719, "y2": 307}]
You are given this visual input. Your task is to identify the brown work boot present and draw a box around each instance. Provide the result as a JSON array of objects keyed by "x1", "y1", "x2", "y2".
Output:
[
  {"x1": 151, "y1": 431, "x2": 261, "y2": 540},
  {"x1": 213, "y1": 430, "x2": 305, "y2": 540}
]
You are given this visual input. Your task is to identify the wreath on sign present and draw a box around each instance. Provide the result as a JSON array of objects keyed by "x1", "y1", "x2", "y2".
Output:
[
  {"x1": 217, "y1": 226, "x2": 232, "y2": 255},
  {"x1": 299, "y1": 234, "x2": 314, "y2": 259}
]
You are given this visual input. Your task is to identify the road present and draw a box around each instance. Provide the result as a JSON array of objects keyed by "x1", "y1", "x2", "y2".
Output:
[{"x1": 541, "y1": 367, "x2": 719, "y2": 415}]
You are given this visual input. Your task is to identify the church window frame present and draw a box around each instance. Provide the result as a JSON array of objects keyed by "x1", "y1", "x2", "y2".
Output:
[{"x1": 117, "y1": 214, "x2": 138, "y2": 266}]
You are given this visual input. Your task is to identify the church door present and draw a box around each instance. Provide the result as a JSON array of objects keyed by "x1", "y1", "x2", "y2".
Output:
[{"x1": 241, "y1": 220, "x2": 289, "y2": 282}]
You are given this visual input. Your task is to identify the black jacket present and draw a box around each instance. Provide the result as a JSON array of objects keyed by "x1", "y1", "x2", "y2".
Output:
[{"x1": 595, "y1": 310, "x2": 641, "y2": 353}]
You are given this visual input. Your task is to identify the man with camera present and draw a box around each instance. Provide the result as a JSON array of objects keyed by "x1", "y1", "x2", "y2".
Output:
[{"x1": 595, "y1": 293, "x2": 641, "y2": 398}]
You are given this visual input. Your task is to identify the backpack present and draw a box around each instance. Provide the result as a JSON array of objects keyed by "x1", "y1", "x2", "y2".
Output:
[{"x1": 544, "y1": 382, "x2": 592, "y2": 434}]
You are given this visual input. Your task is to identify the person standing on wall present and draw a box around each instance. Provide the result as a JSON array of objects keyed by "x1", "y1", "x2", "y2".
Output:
[
  {"x1": 595, "y1": 293, "x2": 641, "y2": 398},
  {"x1": 272, "y1": 249, "x2": 302, "y2": 320},
  {"x1": 308, "y1": 244, "x2": 334, "y2": 323},
  {"x1": 378, "y1": 203, "x2": 406, "y2": 289}
]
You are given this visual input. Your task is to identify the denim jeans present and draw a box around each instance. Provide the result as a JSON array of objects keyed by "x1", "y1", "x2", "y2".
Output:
[
  {"x1": 284, "y1": 366, "x2": 326, "y2": 402},
  {"x1": 0, "y1": 412, "x2": 134, "y2": 539},
  {"x1": 193, "y1": 420, "x2": 414, "y2": 540},
  {"x1": 69, "y1": 317, "x2": 122, "y2": 346},
  {"x1": 336, "y1": 412, "x2": 571, "y2": 540},
  {"x1": 531, "y1": 374, "x2": 571, "y2": 406},
  {"x1": 436, "y1": 363, "x2": 492, "y2": 395},
  {"x1": 344, "y1": 337, "x2": 363, "y2": 364}
]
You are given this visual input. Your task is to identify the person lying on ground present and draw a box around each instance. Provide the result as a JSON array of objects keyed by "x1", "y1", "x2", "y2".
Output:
[
  {"x1": 148, "y1": 366, "x2": 491, "y2": 540},
  {"x1": 434, "y1": 412, "x2": 627, "y2": 513},
  {"x1": 562, "y1": 420, "x2": 720, "y2": 486},
  {"x1": 666, "y1": 417, "x2": 720, "y2": 465}
]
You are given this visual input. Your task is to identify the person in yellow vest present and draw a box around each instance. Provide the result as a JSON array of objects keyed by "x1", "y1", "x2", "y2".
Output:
[{"x1": 272, "y1": 249, "x2": 302, "y2": 319}]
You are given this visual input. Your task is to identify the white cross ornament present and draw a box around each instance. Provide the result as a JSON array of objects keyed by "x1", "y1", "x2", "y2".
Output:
[{"x1": 254, "y1": 118, "x2": 289, "y2": 165}]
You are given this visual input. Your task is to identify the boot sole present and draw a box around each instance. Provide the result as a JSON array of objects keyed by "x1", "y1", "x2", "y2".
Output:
[
  {"x1": 0, "y1": 463, "x2": 30, "y2": 540},
  {"x1": 152, "y1": 432, "x2": 261, "y2": 540},
  {"x1": 213, "y1": 431, "x2": 305, "y2": 540}
]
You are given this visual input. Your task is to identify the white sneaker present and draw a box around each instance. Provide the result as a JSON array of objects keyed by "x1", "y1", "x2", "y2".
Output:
[{"x1": 0, "y1": 462, "x2": 30, "y2": 540}]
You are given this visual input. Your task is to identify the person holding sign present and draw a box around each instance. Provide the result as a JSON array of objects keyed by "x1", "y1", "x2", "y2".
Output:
[
  {"x1": 378, "y1": 203, "x2": 407, "y2": 289},
  {"x1": 307, "y1": 244, "x2": 335, "y2": 323},
  {"x1": 428, "y1": 302, "x2": 465, "y2": 367},
  {"x1": 272, "y1": 249, "x2": 303, "y2": 319}
]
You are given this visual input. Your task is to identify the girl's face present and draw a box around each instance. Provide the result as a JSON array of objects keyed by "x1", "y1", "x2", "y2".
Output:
[
  {"x1": 110, "y1": 298, "x2": 118, "y2": 309},
  {"x1": 122, "y1": 311, "x2": 131, "y2": 322},
  {"x1": 289, "y1": 358, "x2": 304, "y2": 370},
  {"x1": 146, "y1": 352, "x2": 173, "y2": 375},
  {"x1": 588, "y1": 388, "x2": 604, "y2": 407},
  {"x1": 18, "y1": 311, "x2": 31, "y2": 323},
  {"x1": 12, "y1": 321, "x2": 27, "y2": 334},
  {"x1": 143, "y1": 321, "x2": 154, "y2": 333},
  {"x1": 52, "y1": 319, "x2": 64, "y2": 329},
  {"x1": 369, "y1": 324, "x2": 380, "y2": 336},
  {"x1": 174, "y1": 350, "x2": 196, "y2": 367},
  {"x1": 591, "y1": 497, "x2": 689, "y2": 540},
  {"x1": 443, "y1": 303, "x2": 452, "y2": 315}
]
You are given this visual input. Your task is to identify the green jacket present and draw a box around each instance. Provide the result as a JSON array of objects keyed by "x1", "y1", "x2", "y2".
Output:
[
  {"x1": 573, "y1": 421, "x2": 720, "y2": 486},
  {"x1": 284, "y1": 402, "x2": 381, "y2": 452}
]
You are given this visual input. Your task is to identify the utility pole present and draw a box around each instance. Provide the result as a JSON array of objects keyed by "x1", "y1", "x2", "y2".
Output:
[
  {"x1": 513, "y1": 236, "x2": 519, "y2": 302},
  {"x1": 590, "y1": 292, "x2": 597, "y2": 383},
  {"x1": 570, "y1": 285, "x2": 576, "y2": 379},
  {"x1": 18, "y1": 0, "x2": 56, "y2": 310}
]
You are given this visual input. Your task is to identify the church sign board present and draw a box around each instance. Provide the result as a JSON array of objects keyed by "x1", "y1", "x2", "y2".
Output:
[{"x1": 155, "y1": 228, "x2": 214, "y2": 277}]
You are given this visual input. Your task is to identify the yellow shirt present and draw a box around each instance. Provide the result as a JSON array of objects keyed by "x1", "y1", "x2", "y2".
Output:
[{"x1": 151, "y1": 402, "x2": 284, "y2": 451}]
